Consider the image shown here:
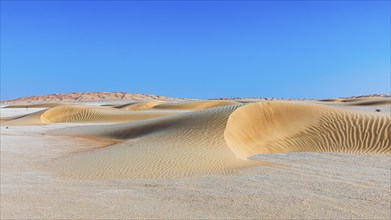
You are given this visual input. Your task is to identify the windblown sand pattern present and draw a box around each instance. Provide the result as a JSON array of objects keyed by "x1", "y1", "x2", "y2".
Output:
[{"x1": 224, "y1": 102, "x2": 390, "y2": 158}]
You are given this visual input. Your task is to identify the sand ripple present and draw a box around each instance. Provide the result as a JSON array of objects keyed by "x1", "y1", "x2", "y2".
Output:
[{"x1": 224, "y1": 102, "x2": 390, "y2": 158}]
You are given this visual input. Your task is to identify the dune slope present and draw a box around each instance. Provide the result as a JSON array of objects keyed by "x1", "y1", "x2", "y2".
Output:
[{"x1": 224, "y1": 102, "x2": 391, "y2": 158}]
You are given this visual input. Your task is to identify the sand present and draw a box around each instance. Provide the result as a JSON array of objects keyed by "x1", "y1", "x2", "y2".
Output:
[
  {"x1": 43, "y1": 101, "x2": 389, "y2": 179},
  {"x1": 1, "y1": 104, "x2": 175, "y2": 126},
  {"x1": 225, "y1": 102, "x2": 390, "y2": 158},
  {"x1": 1, "y1": 99, "x2": 390, "y2": 219}
]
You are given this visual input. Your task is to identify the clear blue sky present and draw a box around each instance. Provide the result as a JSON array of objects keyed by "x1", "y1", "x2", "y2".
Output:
[{"x1": 1, "y1": 1, "x2": 390, "y2": 100}]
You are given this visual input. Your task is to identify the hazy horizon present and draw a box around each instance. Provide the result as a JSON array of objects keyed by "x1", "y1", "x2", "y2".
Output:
[{"x1": 1, "y1": 1, "x2": 390, "y2": 100}]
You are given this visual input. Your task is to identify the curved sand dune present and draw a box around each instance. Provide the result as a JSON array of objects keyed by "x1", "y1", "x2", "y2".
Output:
[
  {"x1": 48, "y1": 101, "x2": 390, "y2": 179},
  {"x1": 2, "y1": 105, "x2": 173, "y2": 126},
  {"x1": 153, "y1": 100, "x2": 240, "y2": 110},
  {"x1": 224, "y1": 102, "x2": 390, "y2": 158},
  {"x1": 50, "y1": 104, "x2": 262, "y2": 179}
]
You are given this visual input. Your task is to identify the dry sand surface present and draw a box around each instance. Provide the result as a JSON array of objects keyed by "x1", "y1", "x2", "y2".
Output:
[{"x1": 1, "y1": 98, "x2": 390, "y2": 219}]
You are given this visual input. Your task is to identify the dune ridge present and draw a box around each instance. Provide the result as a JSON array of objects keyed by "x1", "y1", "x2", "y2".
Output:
[
  {"x1": 1, "y1": 105, "x2": 173, "y2": 125},
  {"x1": 224, "y1": 102, "x2": 390, "y2": 158}
]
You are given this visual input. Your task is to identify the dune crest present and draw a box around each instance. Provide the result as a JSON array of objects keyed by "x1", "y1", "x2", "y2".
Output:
[{"x1": 224, "y1": 102, "x2": 391, "y2": 158}]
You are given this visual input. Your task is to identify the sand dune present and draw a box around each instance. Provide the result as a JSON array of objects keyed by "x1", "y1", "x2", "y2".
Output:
[
  {"x1": 153, "y1": 100, "x2": 240, "y2": 110},
  {"x1": 50, "y1": 104, "x2": 262, "y2": 179},
  {"x1": 224, "y1": 102, "x2": 390, "y2": 158},
  {"x1": 1, "y1": 105, "x2": 173, "y2": 126},
  {"x1": 4, "y1": 100, "x2": 389, "y2": 179},
  {"x1": 49, "y1": 101, "x2": 390, "y2": 179}
]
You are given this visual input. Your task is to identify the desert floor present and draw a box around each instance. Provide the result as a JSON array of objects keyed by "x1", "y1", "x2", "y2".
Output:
[{"x1": 1, "y1": 103, "x2": 390, "y2": 219}]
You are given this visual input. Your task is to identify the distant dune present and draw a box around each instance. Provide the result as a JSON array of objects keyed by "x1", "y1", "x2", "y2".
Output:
[
  {"x1": 317, "y1": 97, "x2": 391, "y2": 106},
  {"x1": 1, "y1": 92, "x2": 184, "y2": 105}
]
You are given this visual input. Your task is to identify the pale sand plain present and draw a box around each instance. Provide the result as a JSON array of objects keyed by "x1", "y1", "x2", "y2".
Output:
[{"x1": 1, "y1": 98, "x2": 390, "y2": 219}]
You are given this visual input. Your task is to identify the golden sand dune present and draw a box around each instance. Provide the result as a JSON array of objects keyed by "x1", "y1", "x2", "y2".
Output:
[
  {"x1": 39, "y1": 101, "x2": 390, "y2": 179},
  {"x1": 225, "y1": 102, "x2": 390, "y2": 158},
  {"x1": 153, "y1": 100, "x2": 240, "y2": 110},
  {"x1": 50, "y1": 104, "x2": 261, "y2": 179},
  {"x1": 1, "y1": 105, "x2": 173, "y2": 126}
]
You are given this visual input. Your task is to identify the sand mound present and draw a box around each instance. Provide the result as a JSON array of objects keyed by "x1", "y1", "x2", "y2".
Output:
[
  {"x1": 49, "y1": 104, "x2": 262, "y2": 179},
  {"x1": 2, "y1": 105, "x2": 173, "y2": 126},
  {"x1": 153, "y1": 100, "x2": 240, "y2": 110},
  {"x1": 224, "y1": 102, "x2": 391, "y2": 158}
]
